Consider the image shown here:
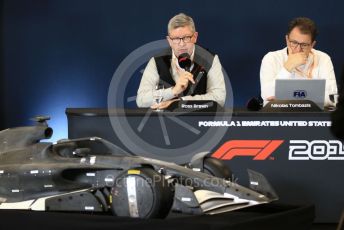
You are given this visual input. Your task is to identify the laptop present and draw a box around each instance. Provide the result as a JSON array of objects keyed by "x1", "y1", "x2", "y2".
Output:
[{"x1": 275, "y1": 79, "x2": 326, "y2": 109}]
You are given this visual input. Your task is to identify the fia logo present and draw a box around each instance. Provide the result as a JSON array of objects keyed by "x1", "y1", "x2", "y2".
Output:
[{"x1": 293, "y1": 90, "x2": 307, "y2": 98}]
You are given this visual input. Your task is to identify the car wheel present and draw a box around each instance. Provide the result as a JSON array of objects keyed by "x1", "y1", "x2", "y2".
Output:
[
  {"x1": 111, "y1": 167, "x2": 174, "y2": 219},
  {"x1": 203, "y1": 157, "x2": 233, "y2": 181}
]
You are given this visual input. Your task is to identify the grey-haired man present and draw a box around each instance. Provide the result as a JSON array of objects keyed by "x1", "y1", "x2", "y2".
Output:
[{"x1": 136, "y1": 13, "x2": 226, "y2": 109}]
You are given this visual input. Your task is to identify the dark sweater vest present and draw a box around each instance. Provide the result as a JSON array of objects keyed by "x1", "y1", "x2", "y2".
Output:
[{"x1": 154, "y1": 46, "x2": 215, "y2": 97}]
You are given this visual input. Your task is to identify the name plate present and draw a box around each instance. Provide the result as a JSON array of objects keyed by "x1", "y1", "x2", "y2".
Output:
[
  {"x1": 261, "y1": 100, "x2": 322, "y2": 112},
  {"x1": 167, "y1": 100, "x2": 223, "y2": 112}
]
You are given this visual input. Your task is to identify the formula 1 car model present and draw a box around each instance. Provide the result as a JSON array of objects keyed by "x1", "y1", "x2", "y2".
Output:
[{"x1": 0, "y1": 117, "x2": 278, "y2": 218}]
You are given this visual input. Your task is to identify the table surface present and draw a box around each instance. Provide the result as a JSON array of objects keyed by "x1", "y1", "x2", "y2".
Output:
[{"x1": 65, "y1": 107, "x2": 332, "y2": 117}]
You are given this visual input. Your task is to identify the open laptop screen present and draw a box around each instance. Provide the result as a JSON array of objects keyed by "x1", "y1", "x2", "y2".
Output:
[{"x1": 275, "y1": 79, "x2": 326, "y2": 109}]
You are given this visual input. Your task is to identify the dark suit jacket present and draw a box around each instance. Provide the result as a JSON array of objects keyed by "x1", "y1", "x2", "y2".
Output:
[{"x1": 331, "y1": 64, "x2": 344, "y2": 139}]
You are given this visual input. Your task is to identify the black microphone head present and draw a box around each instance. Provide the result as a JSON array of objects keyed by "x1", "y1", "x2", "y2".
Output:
[
  {"x1": 246, "y1": 96, "x2": 263, "y2": 111},
  {"x1": 178, "y1": 53, "x2": 192, "y2": 71}
]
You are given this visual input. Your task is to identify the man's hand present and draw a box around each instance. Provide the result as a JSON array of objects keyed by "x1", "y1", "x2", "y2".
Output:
[
  {"x1": 267, "y1": 96, "x2": 276, "y2": 101},
  {"x1": 151, "y1": 99, "x2": 180, "y2": 110},
  {"x1": 172, "y1": 67, "x2": 195, "y2": 96},
  {"x1": 284, "y1": 48, "x2": 308, "y2": 72}
]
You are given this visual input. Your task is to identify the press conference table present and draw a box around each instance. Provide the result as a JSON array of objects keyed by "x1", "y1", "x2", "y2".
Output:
[{"x1": 66, "y1": 108, "x2": 343, "y2": 223}]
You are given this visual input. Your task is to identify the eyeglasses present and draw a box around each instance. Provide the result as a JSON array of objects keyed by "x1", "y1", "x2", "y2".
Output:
[
  {"x1": 168, "y1": 34, "x2": 194, "y2": 44},
  {"x1": 288, "y1": 39, "x2": 312, "y2": 50}
]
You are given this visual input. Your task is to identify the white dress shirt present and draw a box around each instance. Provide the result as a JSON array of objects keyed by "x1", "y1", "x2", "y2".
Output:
[
  {"x1": 260, "y1": 47, "x2": 337, "y2": 106},
  {"x1": 136, "y1": 48, "x2": 226, "y2": 108}
]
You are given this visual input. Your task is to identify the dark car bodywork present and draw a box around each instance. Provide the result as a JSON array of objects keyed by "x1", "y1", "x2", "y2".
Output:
[{"x1": 0, "y1": 117, "x2": 277, "y2": 218}]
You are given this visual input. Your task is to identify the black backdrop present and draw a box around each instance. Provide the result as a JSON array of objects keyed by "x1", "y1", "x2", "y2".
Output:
[{"x1": 1, "y1": 0, "x2": 344, "y2": 140}]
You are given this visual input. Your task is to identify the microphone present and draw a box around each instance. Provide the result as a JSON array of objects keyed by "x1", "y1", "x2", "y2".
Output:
[
  {"x1": 246, "y1": 96, "x2": 263, "y2": 111},
  {"x1": 178, "y1": 53, "x2": 192, "y2": 72},
  {"x1": 187, "y1": 70, "x2": 205, "y2": 96}
]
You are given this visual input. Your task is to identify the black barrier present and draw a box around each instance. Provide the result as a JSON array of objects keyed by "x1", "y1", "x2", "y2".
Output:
[{"x1": 66, "y1": 108, "x2": 343, "y2": 223}]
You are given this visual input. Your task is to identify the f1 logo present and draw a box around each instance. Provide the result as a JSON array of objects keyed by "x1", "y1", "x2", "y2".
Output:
[
  {"x1": 293, "y1": 90, "x2": 307, "y2": 98},
  {"x1": 211, "y1": 140, "x2": 284, "y2": 160}
]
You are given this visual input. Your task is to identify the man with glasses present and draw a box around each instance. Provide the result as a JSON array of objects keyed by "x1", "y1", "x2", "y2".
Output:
[
  {"x1": 260, "y1": 17, "x2": 337, "y2": 106},
  {"x1": 136, "y1": 13, "x2": 226, "y2": 108}
]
